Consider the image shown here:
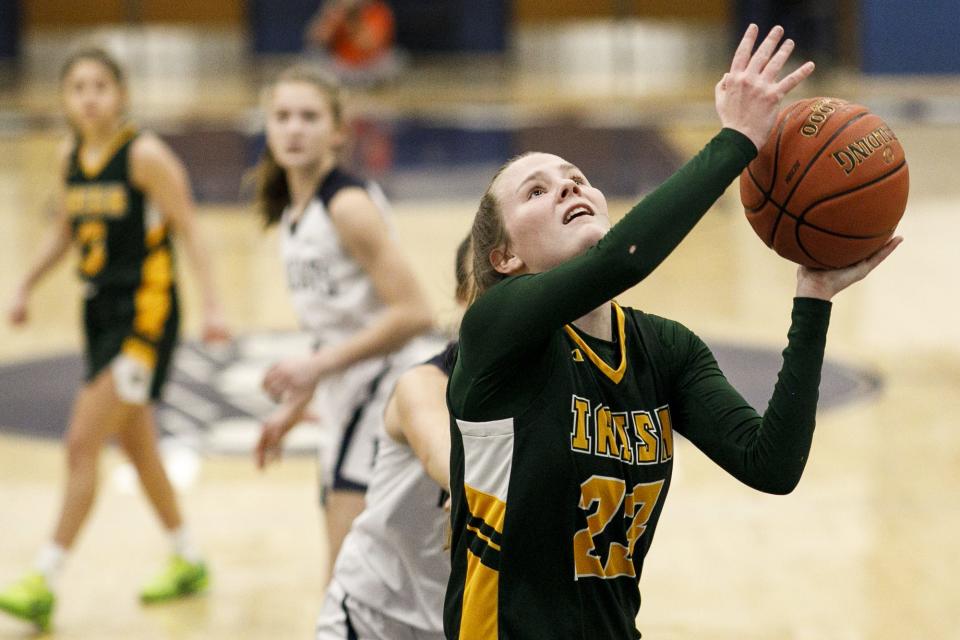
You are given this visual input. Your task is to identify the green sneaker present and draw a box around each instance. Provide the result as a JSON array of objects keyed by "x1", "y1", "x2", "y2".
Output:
[
  {"x1": 139, "y1": 556, "x2": 209, "y2": 604},
  {"x1": 0, "y1": 571, "x2": 54, "y2": 631}
]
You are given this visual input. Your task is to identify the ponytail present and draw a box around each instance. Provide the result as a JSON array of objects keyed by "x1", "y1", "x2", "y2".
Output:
[{"x1": 252, "y1": 147, "x2": 290, "y2": 227}]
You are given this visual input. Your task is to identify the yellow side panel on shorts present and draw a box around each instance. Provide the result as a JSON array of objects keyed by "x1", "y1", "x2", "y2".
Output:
[{"x1": 122, "y1": 335, "x2": 157, "y2": 368}]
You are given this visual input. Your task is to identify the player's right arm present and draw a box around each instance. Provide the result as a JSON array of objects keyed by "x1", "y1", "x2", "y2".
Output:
[
  {"x1": 384, "y1": 363, "x2": 451, "y2": 491},
  {"x1": 458, "y1": 27, "x2": 815, "y2": 381},
  {"x1": 453, "y1": 128, "x2": 757, "y2": 412},
  {"x1": 454, "y1": 28, "x2": 815, "y2": 418},
  {"x1": 7, "y1": 137, "x2": 75, "y2": 325}
]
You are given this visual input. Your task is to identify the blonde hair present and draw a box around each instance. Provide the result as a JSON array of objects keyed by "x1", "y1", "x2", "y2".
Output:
[
  {"x1": 454, "y1": 233, "x2": 474, "y2": 305},
  {"x1": 468, "y1": 152, "x2": 537, "y2": 303},
  {"x1": 253, "y1": 66, "x2": 345, "y2": 226}
]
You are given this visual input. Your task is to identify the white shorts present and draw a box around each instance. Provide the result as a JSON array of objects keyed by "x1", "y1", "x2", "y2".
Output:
[
  {"x1": 316, "y1": 579, "x2": 445, "y2": 640},
  {"x1": 110, "y1": 352, "x2": 153, "y2": 405},
  {"x1": 311, "y1": 335, "x2": 444, "y2": 495}
]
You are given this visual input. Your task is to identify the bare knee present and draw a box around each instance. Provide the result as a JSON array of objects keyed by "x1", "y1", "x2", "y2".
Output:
[
  {"x1": 64, "y1": 375, "x2": 126, "y2": 471},
  {"x1": 64, "y1": 429, "x2": 103, "y2": 472},
  {"x1": 117, "y1": 409, "x2": 158, "y2": 467}
]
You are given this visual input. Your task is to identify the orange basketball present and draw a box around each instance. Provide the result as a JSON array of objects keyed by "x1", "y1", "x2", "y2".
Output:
[{"x1": 740, "y1": 97, "x2": 909, "y2": 269}]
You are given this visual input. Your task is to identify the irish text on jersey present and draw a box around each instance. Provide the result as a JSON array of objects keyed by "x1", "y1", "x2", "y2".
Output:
[{"x1": 569, "y1": 395, "x2": 674, "y2": 465}]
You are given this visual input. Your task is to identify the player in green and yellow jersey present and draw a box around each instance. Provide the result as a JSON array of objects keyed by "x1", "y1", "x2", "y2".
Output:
[
  {"x1": 0, "y1": 47, "x2": 229, "y2": 631},
  {"x1": 445, "y1": 25, "x2": 901, "y2": 639}
]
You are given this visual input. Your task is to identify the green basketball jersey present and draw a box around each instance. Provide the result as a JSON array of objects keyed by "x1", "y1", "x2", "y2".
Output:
[
  {"x1": 450, "y1": 304, "x2": 676, "y2": 640},
  {"x1": 66, "y1": 126, "x2": 174, "y2": 290},
  {"x1": 445, "y1": 129, "x2": 832, "y2": 639}
]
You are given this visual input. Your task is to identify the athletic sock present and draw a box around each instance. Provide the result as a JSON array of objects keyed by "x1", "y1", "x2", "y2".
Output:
[
  {"x1": 169, "y1": 526, "x2": 202, "y2": 564},
  {"x1": 34, "y1": 542, "x2": 66, "y2": 587}
]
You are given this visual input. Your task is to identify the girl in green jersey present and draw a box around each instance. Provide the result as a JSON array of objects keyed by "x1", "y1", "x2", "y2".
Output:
[{"x1": 445, "y1": 25, "x2": 900, "y2": 640}]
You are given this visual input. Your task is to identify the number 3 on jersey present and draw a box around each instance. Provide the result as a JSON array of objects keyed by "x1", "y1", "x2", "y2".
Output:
[
  {"x1": 76, "y1": 220, "x2": 107, "y2": 277},
  {"x1": 573, "y1": 476, "x2": 664, "y2": 579}
]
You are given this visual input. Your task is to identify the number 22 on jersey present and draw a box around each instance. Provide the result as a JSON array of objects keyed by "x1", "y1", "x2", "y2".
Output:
[{"x1": 573, "y1": 476, "x2": 664, "y2": 579}]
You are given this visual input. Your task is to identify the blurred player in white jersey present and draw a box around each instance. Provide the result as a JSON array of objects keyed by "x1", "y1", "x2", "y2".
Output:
[
  {"x1": 315, "y1": 235, "x2": 471, "y2": 640},
  {"x1": 251, "y1": 65, "x2": 439, "y2": 571}
]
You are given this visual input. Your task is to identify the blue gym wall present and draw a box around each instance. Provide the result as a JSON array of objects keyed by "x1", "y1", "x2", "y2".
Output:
[{"x1": 861, "y1": 0, "x2": 960, "y2": 73}]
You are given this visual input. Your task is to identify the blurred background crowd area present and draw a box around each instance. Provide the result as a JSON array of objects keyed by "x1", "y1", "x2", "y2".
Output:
[
  {"x1": 0, "y1": 1, "x2": 957, "y2": 119},
  {"x1": 0, "y1": 1, "x2": 956, "y2": 211}
]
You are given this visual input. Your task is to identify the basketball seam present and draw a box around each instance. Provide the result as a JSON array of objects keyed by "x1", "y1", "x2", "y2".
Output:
[
  {"x1": 792, "y1": 159, "x2": 908, "y2": 266},
  {"x1": 760, "y1": 161, "x2": 906, "y2": 239},
  {"x1": 768, "y1": 109, "x2": 871, "y2": 248},
  {"x1": 744, "y1": 101, "x2": 805, "y2": 214}
]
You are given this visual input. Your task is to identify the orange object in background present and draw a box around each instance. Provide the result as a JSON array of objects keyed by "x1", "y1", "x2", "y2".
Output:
[{"x1": 328, "y1": 1, "x2": 395, "y2": 67}]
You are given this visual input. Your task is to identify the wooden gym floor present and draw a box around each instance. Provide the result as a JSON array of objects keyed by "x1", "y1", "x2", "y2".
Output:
[{"x1": 0, "y1": 42, "x2": 958, "y2": 639}]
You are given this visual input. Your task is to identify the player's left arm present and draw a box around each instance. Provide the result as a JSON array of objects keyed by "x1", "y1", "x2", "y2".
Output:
[
  {"x1": 323, "y1": 186, "x2": 434, "y2": 368},
  {"x1": 384, "y1": 363, "x2": 450, "y2": 490},
  {"x1": 264, "y1": 187, "x2": 433, "y2": 402},
  {"x1": 130, "y1": 133, "x2": 229, "y2": 343},
  {"x1": 660, "y1": 299, "x2": 830, "y2": 495},
  {"x1": 666, "y1": 238, "x2": 901, "y2": 493}
]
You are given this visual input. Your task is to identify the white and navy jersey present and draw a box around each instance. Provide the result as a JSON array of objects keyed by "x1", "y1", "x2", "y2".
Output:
[
  {"x1": 280, "y1": 167, "x2": 393, "y2": 347},
  {"x1": 280, "y1": 166, "x2": 441, "y2": 493},
  {"x1": 310, "y1": 332, "x2": 443, "y2": 492},
  {"x1": 331, "y1": 343, "x2": 457, "y2": 633}
]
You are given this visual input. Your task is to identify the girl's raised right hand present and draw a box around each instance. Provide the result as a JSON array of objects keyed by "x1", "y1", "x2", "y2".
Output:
[{"x1": 715, "y1": 24, "x2": 816, "y2": 151}]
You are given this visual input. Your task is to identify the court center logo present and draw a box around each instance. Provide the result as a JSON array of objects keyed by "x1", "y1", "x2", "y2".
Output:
[
  {"x1": 0, "y1": 335, "x2": 881, "y2": 456},
  {"x1": 0, "y1": 332, "x2": 322, "y2": 456}
]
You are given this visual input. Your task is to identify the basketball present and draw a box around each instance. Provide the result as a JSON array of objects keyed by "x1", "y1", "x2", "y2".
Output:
[{"x1": 740, "y1": 97, "x2": 909, "y2": 269}]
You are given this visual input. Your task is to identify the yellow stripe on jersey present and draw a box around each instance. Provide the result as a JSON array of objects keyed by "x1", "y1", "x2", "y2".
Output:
[
  {"x1": 456, "y1": 416, "x2": 515, "y2": 640},
  {"x1": 461, "y1": 545, "x2": 500, "y2": 640},
  {"x1": 462, "y1": 484, "x2": 506, "y2": 640},
  {"x1": 133, "y1": 247, "x2": 173, "y2": 341},
  {"x1": 563, "y1": 302, "x2": 627, "y2": 384},
  {"x1": 464, "y1": 484, "x2": 506, "y2": 549}
]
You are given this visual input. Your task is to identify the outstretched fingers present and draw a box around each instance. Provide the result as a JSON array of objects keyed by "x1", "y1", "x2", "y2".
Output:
[
  {"x1": 762, "y1": 38, "x2": 795, "y2": 80},
  {"x1": 716, "y1": 24, "x2": 816, "y2": 150},
  {"x1": 746, "y1": 25, "x2": 785, "y2": 74},
  {"x1": 729, "y1": 23, "x2": 759, "y2": 72},
  {"x1": 776, "y1": 61, "x2": 816, "y2": 97}
]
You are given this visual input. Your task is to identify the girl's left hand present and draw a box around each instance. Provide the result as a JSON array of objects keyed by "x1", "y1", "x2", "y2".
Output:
[
  {"x1": 795, "y1": 236, "x2": 902, "y2": 301},
  {"x1": 7, "y1": 287, "x2": 29, "y2": 326},
  {"x1": 254, "y1": 390, "x2": 313, "y2": 469},
  {"x1": 262, "y1": 353, "x2": 329, "y2": 402}
]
